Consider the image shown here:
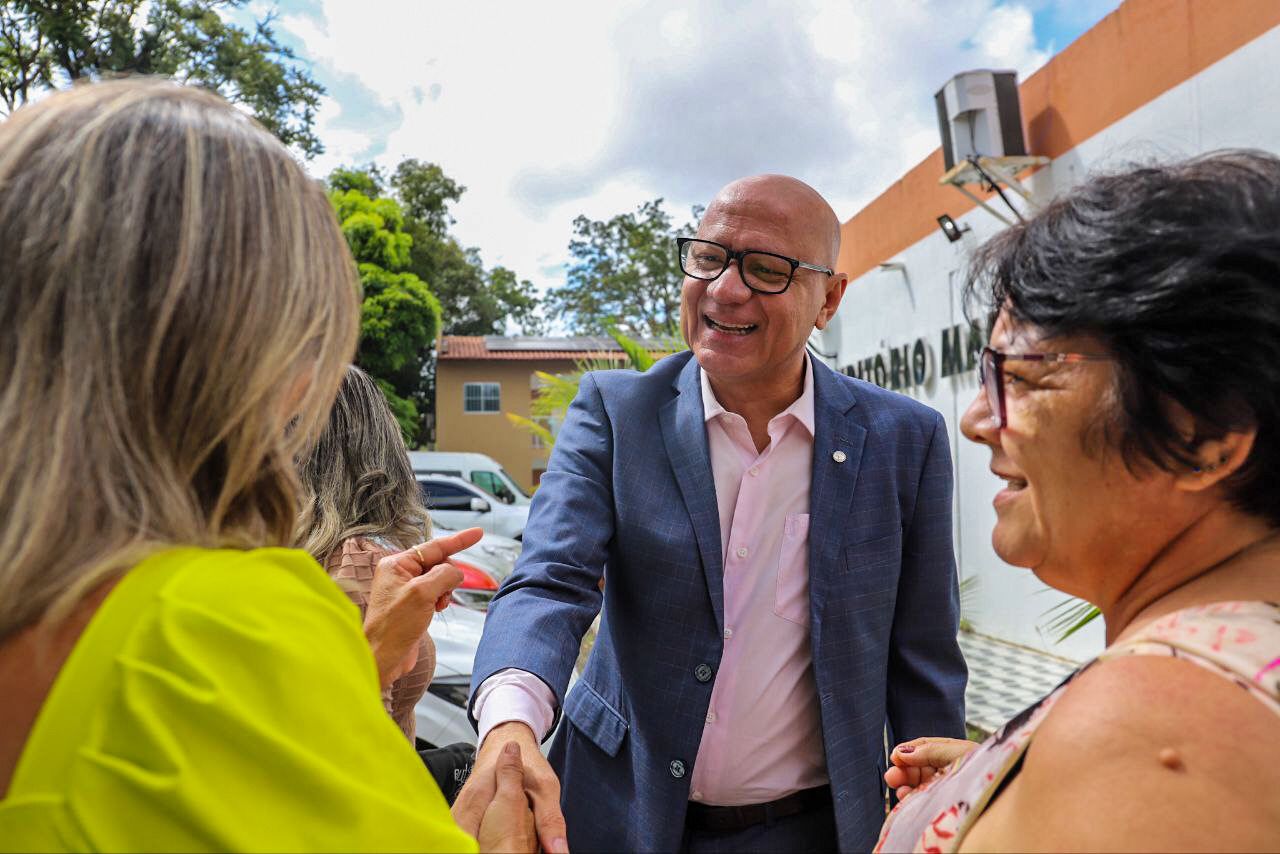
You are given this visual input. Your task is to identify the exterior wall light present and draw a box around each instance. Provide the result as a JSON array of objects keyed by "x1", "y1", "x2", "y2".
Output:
[{"x1": 937, "y1": 214, "x2": 972, "y2": 243}]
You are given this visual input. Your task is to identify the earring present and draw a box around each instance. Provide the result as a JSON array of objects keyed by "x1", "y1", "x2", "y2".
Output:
[{"x1": 1198, "y1": 455, "x2": 1228, "y2": 473}]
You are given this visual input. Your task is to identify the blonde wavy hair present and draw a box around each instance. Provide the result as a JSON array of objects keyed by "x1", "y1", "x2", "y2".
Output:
[
  {"x1": 0, "y1": 79, "x2": 360, "y2": 639},
  {"x1": 295, "y1": 365, "x2": 430, "y2": 564}
]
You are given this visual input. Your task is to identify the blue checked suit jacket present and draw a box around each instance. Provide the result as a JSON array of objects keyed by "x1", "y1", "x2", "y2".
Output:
[{"x1": 471, "y1": 351, "x2": 967, "y2": 852}]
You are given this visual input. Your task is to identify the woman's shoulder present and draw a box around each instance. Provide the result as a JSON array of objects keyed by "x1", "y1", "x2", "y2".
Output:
[
  {"x1": 989, "y1": 615, "x2": 1280, "y2": 849},
  {"x1": 152, "y1": 545, "x2": 359, "y2": 627},
  {"x1": 1047, "y1": 600, "x2": 1280, "y2": 758},
  {"x1": 2, "y1": 545, "x2": 473, "y2": 851},
  {"x1": 85, "y1": 546, "x2": 365, "y2": 680}
]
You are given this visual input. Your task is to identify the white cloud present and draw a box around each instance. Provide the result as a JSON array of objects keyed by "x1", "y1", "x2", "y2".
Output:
[
  {"x1": 277, "y1": 0, "x2": 1086, "y2": 309},
  {"x1": 307, "y1": 94, "x2": 377, "y2": 176}
]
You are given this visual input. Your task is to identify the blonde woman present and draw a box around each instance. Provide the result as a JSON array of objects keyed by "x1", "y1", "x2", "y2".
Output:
[
  {"x1": 297, "y1": 364, "x2": 450, "y2": 741},
  {"x1": 0, "y1": 80, "x2": 531, "y2": 852}
]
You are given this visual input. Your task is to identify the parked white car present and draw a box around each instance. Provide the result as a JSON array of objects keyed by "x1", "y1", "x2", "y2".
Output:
[
  {"x1": 416, "y1": 604, "x2": 487, "y2": 749},
  {"x1": 416, "y1": 604, "x2": 574, "y2": 755},
  {"x1": 418, "y1": 474, "x2": 528, "y2": 541},
  {"x1": 409, "y1": 451, "x2": 531, "y2": 507},
  {"x1": 432, "y1": 522, "x2": 520, "y2": 612}
]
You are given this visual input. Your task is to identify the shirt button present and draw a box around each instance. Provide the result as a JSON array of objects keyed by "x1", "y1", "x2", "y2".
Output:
[
  {"x1": 723, "y1": 627, "x2": 733, "y2": 639},
  {"x1": 692, "y1": 790, "x2": 703, "y2": 801},
  {"x1": 694, "y1": 663, "x2": 714, "y2": 682},
  {"x1": 748, "y1": 466, "x2": 760, "y2": 477},
  {"x1": 670, "y1": 759, "x2": 687, "y2": 779},
  {"x1": 705, "y1": 712, "x2": 716, "y2": 724},
  {"x1": 735, "y1": 546, "x2": 748, "y2": 558}
]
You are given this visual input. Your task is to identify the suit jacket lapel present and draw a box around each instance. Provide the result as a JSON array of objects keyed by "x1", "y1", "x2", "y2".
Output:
[
  {"x1": 659, "y1": 356, "x2": 725, "y2": 633},
  {"x1": 808, "y1": 357, "x2": 867, "y2": 618}
]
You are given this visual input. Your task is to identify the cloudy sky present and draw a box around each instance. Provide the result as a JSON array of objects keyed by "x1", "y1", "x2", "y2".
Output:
[{"x1": 254, "y1": 0, "x2": 1120, "y2": 307}]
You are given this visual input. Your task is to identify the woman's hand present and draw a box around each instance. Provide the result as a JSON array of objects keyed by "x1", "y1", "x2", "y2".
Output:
[
  {"x1": 456, "y1": 741, "x2": 539, "y2": 854},
  {"x1": 363, "y1": 527, "x2": 483, "y2": 688},
  {"x1": 884, "y1": 737, "x2": 979, "y2": 801}
]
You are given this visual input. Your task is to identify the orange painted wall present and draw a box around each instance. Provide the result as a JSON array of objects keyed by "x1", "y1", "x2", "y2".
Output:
[{"x1": 837, "y1": 0, "x2": 1280, "y2": 282}]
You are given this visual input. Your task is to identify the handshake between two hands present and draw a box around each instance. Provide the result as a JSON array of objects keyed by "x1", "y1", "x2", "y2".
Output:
[
  {"x1": 361, "y1": 528, "x2": 975, "y2": 850},
  {"x1": 447, "y1": 730, "x2": 978, "y2": 853},
  {"x1": 451, "y1": 721, "x2": 568, "y2": 854},
  {"x1": 360, "y1": 530, "x2": 564, "y2": 853}
]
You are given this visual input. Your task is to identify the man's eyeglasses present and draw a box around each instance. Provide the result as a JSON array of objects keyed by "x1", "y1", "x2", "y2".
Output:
[
  {"x1": 676, "y1": 237, "x2": 833, "y2": 295},
  {"x1": 979, "y1": 346, "x2": 1113, "y2": 428}
]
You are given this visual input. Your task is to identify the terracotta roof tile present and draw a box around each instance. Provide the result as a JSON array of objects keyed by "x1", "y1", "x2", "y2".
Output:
[{"x1": 439, "y1": 335, "x2": 673, "y2": 361}]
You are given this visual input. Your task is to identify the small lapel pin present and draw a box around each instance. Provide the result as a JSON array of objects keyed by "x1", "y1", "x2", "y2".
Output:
[{"x1": 832, "y1": 450, "x2": 847, "y2": 463}]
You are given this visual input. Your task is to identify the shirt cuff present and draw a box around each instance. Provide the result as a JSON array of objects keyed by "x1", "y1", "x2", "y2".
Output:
[{"x1": 474, "y1": 668, "x2": 557, "y2": 748}]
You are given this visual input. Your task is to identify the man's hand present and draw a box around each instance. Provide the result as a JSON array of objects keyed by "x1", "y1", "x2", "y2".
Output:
[
  {"x1": 884, "y1": 736, "x2": 979, "y2": 801},
  {"x1": 363, "y1": 527, "x2": 483, "y2": 688},
  {"x1": 469, "y1": 741, "x2": 537, "y2": 853},
  {"x1": 453, "y1": 722, "x2": 568, "y2": 854}
]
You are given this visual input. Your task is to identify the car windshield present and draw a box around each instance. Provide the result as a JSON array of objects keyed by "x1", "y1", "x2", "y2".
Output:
[
  {"x1": 470, "y1": 471, "x2": 515, "y2": 503},
  {"x1": 498, "y1": 468, "x2": 530, "y2": 499}
]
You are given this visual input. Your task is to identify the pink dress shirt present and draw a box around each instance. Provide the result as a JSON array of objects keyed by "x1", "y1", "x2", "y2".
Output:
[{"x1": 476, "y1": 358, "x2": 826, "y2": 805}]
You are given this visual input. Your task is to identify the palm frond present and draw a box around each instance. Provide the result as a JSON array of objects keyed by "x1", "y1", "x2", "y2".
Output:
[
  {"x1": 1040, "y1": 596, "x2": 1101, "y2": 643},
  {"x1": 607, "y1": 325, "x2": 655, "y2": 372},
  {"x1": 504, "y1": 412, "x2": 556, "y2": 450},
  {"x1": 529, "y1": 371, "x2": 582, "y2": 417}
]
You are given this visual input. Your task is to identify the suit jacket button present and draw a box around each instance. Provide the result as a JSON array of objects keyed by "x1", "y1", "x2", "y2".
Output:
[
  {"x1": 669, "y1": 759, "x2": 686, "y2": 779},
  {"x1": 694, "y1": 663, "x2": 713, "y2": 682}
]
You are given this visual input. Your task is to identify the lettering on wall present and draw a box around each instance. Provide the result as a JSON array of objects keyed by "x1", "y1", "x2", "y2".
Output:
[{"x1": 841, "y1": 322, "x2": 986, "y2": 390}]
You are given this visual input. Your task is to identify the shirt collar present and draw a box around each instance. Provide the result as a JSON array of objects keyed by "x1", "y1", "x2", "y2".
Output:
[{"x1": 699, "y1": 353, "x2": 816, "y2": 437}]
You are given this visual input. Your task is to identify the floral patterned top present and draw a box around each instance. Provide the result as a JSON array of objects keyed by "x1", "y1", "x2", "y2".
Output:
[{"x1": 875, "y1": 601, "x2": 1280, "y2": 853}]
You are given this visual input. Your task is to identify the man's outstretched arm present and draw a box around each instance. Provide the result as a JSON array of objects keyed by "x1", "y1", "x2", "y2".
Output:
[{"x1": 460, "y1": 372, "x2": 618, "y2": 853}]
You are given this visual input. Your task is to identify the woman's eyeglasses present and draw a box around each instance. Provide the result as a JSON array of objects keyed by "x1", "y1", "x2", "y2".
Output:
[{"x1": 978, "y1": 347, "x2": 1113, "y2": 428}]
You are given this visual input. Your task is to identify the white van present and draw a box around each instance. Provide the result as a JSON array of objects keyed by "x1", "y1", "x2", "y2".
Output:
[{"x1": 408, "y1": 451, "x2": 531, "y2": 506}]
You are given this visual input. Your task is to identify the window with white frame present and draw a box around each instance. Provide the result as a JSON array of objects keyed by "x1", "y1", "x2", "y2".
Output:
[{"x1": 463, "y1": 382, "x2": 501, "y2": 413}]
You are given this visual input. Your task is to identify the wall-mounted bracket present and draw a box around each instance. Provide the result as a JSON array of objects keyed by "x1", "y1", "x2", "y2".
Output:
[{"x1": 940, "y1": 154, "x2": 1049, "y2": 226}]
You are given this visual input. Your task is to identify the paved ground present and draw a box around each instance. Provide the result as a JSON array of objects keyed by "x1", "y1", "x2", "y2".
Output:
[{"x1": 959, "y1": 630, "x2": 1079, "y2": 735}]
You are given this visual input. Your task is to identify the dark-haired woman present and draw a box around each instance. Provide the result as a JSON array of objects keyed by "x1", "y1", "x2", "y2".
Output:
[{"x1": 878, "y1": 150, "x2": 1280, "y2": 851}]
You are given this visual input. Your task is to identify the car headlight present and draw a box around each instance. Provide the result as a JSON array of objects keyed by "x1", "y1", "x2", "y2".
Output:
[{"x1": 427, "y1": 676, "x2": 472, "y2": 709}]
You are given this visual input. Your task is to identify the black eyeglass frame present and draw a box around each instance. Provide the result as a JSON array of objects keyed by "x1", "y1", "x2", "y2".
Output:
[
  {"x1": 675, "y1": 237, "x2": 834, "y2": 295},
  {"x1": 979, "y1": 346, "x2": 1114, "y2": 428}
]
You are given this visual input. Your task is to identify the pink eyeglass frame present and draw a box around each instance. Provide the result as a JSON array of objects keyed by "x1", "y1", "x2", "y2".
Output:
[{"x1": 978, "y1": 346, "x2": 1114, "y2": 428}]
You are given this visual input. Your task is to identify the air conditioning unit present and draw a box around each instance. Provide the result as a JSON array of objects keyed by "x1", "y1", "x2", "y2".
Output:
[{"x1": 935, "y1": 70, "x2": 1027, "y2": 171}]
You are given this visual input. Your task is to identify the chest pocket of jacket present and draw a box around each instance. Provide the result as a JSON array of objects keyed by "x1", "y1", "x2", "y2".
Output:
[
  {"x1": 773, "y1": 513, "x2": 811, "y2": 626},
  {"x1": 563, "y1": 680, "x2": 629, "y2": 758}
]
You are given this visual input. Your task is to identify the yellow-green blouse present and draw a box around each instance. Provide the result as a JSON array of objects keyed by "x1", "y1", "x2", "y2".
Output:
[{"x1": 0, "y1": 547, "x2": 478, "y2": 852}]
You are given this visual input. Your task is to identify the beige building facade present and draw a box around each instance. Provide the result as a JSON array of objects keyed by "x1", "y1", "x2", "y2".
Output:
[{"x1": 435, "y1": 336, "x2": 657, "y2": 493}]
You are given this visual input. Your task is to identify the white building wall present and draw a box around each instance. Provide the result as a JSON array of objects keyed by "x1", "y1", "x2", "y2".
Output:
[{"x1": 820, "y1": 24, "x2": 1280, "y2": 661}]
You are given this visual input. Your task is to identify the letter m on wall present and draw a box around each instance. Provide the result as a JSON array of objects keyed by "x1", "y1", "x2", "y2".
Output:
[{"x1": 941, "y1": 324, "x2": 964, "y2": 377}]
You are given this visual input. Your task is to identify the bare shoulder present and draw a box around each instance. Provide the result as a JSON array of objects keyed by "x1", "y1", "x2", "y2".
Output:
[{"x1": 964, "y1": 654, "x2": 1280, "y2": 851}]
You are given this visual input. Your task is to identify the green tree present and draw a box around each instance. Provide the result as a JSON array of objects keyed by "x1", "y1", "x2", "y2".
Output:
[
  {"x1": 330, "y1": 160, "x2": 544, "y2": 446},
  {"x1": 330, "y1": 181, "x2": 441, "y2": 443},
  {"x1": 0, "y1": 1, "x2": 325, "y2": 157},
  {"x1": 546, "y1": 199, "x2": 701, "y2": 338},
  {"x1": 392, "y1": 158, "x2": 464, "y2": 235}
]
